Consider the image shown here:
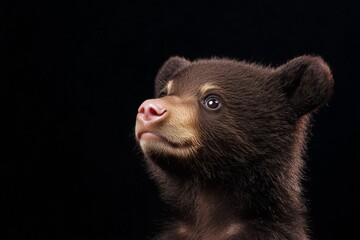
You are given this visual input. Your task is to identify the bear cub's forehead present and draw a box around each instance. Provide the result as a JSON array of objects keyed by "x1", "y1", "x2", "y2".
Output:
[{"x1": 169, "y1": 59, "x2": 273, "y2": 95}]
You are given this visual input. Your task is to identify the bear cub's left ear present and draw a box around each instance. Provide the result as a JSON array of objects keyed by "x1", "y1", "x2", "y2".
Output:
[
  {"x1": 275, "y1": 55, "x2": 334, "y2": 116},
  {"x1": 154, "y1": 56, "x2": 191, "y2": 97}
]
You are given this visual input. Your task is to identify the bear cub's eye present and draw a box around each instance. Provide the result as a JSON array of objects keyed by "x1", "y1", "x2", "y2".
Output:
[
  {"x1": 204, "y1": 95, "x2": 221, "y2": 110},
  {"x1": 158, "y1": 90, "x2": 167, "y2": 98}
]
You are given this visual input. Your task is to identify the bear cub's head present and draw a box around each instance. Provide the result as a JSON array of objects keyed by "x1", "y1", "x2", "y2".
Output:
[{"x1": 135, "y1": 56, "x2": 333, "y2": 182}]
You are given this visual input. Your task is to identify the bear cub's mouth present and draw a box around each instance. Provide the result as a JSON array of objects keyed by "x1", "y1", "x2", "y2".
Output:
[{"x1": 137, "y1": 130, "x2": 191, "y2": 149}]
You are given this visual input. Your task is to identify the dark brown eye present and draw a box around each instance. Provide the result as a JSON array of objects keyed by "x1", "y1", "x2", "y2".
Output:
[
  {"x1": 158, "y1": 90, "x2": 167, "y2": 98},
  {"x1": 204, "y1": 95, "x2": 221, "y2": 110}
]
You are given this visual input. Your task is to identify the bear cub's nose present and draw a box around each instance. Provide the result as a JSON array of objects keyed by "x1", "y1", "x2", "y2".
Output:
[{"x1": 137, "y1": 99, "x2": 166, "y2": 123}]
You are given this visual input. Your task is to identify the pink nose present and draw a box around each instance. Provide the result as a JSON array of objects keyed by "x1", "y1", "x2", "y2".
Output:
[{"x1": 137, "y1": 99, "x2": 166, "y2": 123}]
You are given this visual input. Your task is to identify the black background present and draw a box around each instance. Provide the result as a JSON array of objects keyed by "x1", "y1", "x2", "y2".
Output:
[{"x1": 3, "y1": 0, "x2": 360, "y2": 239}]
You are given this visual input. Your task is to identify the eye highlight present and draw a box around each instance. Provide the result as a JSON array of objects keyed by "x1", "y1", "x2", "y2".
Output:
[{"x1": 203, "y1": 95, "x2": 221, "y2": 110}]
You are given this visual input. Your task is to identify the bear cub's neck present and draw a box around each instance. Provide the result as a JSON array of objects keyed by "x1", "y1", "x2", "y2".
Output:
[
  {"x1": 159, "y1": 176, "x2": 308, "y2": 240},
  {"x1": 169, "y1": 186, "x2": 243, "y2": 239}
]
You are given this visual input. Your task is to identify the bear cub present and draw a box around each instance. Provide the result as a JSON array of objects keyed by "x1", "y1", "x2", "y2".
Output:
[{"x1": 135, "y1": 56, "x2": 333, "y2": 240}]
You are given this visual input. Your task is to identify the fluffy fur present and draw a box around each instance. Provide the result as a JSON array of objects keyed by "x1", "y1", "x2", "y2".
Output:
[{"x1": 135, "y1": 56, "x2": 333, "y2": 240}]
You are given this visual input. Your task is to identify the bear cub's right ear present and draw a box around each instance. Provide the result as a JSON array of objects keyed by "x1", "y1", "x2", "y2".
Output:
[
  {"x1": 155, "y1": 56, "x2": 190, "y2": 97},
  {"x1": 275, "y1": 55, "x2": 334, "y2": 116}
]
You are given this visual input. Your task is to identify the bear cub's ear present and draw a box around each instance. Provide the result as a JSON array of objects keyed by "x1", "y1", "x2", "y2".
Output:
[
  {"x1": 154, "y1": 56, "x2": 190, "y2": 97},
  {"x1": 275, "y1": 56, "x2": 334, "y2": 116}
]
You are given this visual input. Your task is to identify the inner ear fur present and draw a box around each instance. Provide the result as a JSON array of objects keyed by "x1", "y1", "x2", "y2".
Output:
[
  {"x1": 275, "y1": 55, "x2": 334, "y2": 116},
  {"x1": 154, "y1": 56, "x2": 190, "y2": 97}
]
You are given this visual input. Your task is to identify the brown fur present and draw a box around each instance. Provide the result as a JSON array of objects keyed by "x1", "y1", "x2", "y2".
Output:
[{"x1": 135, "y1": 56, "x2": 333, "y2": 240}]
